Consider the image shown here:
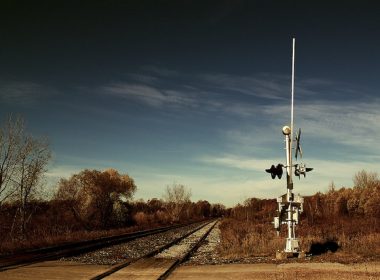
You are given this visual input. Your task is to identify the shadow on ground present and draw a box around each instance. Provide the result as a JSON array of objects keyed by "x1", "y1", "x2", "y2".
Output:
[{"x1": 308, "y1": 240, "x2": 339, "y2": 255}]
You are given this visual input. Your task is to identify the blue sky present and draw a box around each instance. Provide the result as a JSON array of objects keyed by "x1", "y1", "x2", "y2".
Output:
[{"x1": 1, "y1": 1, "x2": 380, "y2": 206}]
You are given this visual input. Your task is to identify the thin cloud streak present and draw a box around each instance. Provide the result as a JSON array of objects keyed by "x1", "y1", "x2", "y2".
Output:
[
  {"x1": 263, "y1": 100, "x2": 380, "y2": 150},
  {"x1": 100, "y1": 69, "x2": 380, "y2": 155},
  {"x1": 200, "y1": 155, "x2": 281, "y2": 172},
  {"x1": 98, "y1": 73, "x2": 290, "y2": 115},
  {"x1": 0, "y1": 81, "x2": 58, "y2": 105},
  {"x1": 103, "y1": 83, "x2": 199, "y2": 108},
  {"x1": 199, "y1": 73, "x2": 289, "y2": 100},
  {"x1": 103, "y1": 83, "x2": 167, "y2": 107},
  {"x1": 101, "y1": 68, "x2": 372, "y2": 116}
]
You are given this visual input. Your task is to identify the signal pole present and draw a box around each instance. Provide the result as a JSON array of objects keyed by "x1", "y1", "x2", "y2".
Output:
[
  {"x1": 279, "y1": 124, "x2": 303, "y2": 256},
  {"x1": 267, "y1": 38, "x2": 312, "y2": 258}
]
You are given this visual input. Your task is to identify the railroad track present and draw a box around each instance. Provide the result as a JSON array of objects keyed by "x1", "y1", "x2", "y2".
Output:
[
  {"x1": 0, "y1": 220, "x2": 208, "y2": 272},
  {"x1": 90, "y1": 219, "x2": 218, "y2": 280}
]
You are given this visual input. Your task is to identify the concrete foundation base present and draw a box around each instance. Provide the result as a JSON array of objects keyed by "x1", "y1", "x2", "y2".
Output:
[{"x1": 276, "y1": 251, "x2": 306, "y2": 259}]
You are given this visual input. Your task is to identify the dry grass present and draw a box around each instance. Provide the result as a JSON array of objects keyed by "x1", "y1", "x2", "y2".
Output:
[
  {"x1": 218, "y1": 218, "x2": 380, "y2": 260},
  {"x1": 0, "y1": 221, "x2": 172, "y2": 255},
  {"x1": 338, "y1": 232, "x2": 380, "y2": 256},
  {"x1": 218, "y1": 219, "x2": 283, "y2": 257}
]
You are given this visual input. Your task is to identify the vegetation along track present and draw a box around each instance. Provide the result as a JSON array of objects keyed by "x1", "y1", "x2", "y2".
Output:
[
  {"x1": 90, "y1": 219, "x2": 218, "y2": 280},
  {"x1": 0, "y1": 220, "x2": 207, "y2": 272}
]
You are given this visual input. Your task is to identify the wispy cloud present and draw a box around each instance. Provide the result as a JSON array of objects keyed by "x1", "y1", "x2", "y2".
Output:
[
  {"x1": 198, "y1": 72, "x2": 373, "y2": 104},
  {"x1": 102, "y1": 83, "x2": 198, "y2": 108},
  {"x1": 105, "y1": 68, "x2": 372, "y2": 116},
  {"x1": 262, "y1": 100, "x2": 380, "y2": 151},
  {"x1": 212, "y1": 94, "x2": 380, "y2": 159},
  {"x1": 0, "y1": 81, "x2": 57, "y2": 105},
  {"x1": 103, "y1": 83, "x2": 167, "y2": 107},
  {"x1": 200, "y1": 154, "x2": 280, "y2": 172},
  {"x1": 100, "y1": 70, "x2": 293, "y2": 112},
  {"x1": 199, "y1": 73, "x2": 290, "y2": 100},
  {"x1": 102, "y1": 67, "x2": 380, "y2": 156}
]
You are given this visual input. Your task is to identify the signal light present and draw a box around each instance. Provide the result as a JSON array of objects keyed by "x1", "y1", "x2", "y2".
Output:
[
  {"x1": 294, "y1": 163, "x2": 313, "y2": 179},
  {"x1": 265, "y1": 164, "x2": 283, "y2": 179}
]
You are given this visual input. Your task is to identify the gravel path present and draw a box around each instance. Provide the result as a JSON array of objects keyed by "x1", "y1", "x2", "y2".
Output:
[{"x1": 60, "y1": 222, "x2": 207, "y2": 265}]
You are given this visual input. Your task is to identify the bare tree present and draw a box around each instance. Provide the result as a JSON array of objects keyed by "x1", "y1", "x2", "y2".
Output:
[
  {"x1": 163, "y1": 183, "x2": 191, "y2": 222},
  {"x1": 353, "y1": 170, "x2": 378, "y2": 189},
  {"x1": 0, "y1": 115, "x2": 51, "y2": 238},
  {"x1": 14, "y1": 136, "x2": 51, "y2": 236},
  {"x1": 0, "y1": 116, "x2": 24, "y2": 206}
]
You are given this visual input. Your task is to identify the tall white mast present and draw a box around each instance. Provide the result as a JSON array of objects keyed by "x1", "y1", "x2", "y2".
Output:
[
  {"x1": 290, "y1": 37, "x2": 296, "y2": 176},
  {"x1": 291, "y1": 38, "x2": 295, "y2": 141},
  {"x1": 268, "y1": 37, "x2": 312, "y2": 259}
]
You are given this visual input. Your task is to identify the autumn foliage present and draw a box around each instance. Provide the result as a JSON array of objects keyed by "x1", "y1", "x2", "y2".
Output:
[
  {"x1": 219, "y1": 170, "x2": 380, "y2": 259},
  {"x1": 0, "y1": 168, "x2": 225, "y2": 253},
  {"x1": 54, "y1": 169, "x2": 137, "y2": 229}
]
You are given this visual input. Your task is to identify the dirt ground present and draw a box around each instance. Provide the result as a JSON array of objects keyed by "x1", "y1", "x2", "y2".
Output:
[
  {"x1": 0, "y1": 260, "x2": 379, "y2": 280},
  {"x1": 171, "y1": 262, "x2": 380, "y2": 280}
]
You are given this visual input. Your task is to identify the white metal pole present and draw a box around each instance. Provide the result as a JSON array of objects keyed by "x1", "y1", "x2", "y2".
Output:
[
  {"x1": 291, "y1": 38, "x2": 295, "y2": 146},
  {"x1": 290, "y1": 38, "x2": 295, "y2": 182}
]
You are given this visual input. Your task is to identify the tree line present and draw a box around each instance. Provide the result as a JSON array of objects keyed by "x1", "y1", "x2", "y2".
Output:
[
  {"x1": 0, "y1": 116, "x2": 225, "y2": 252},
  {"x1": 227, "y1": 169, "x2": 380, "y2": 252},
  {"x1": 220, "y1": 171, "x2": 380, "y2": 257},
  {"x1": 229, "y1": 170, "x2": 380, "y2": 224}
]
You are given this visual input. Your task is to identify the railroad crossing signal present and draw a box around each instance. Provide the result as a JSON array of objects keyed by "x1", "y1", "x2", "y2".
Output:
[{"x1": 265, "y1": 38, "x2": 313, "y2": 258}]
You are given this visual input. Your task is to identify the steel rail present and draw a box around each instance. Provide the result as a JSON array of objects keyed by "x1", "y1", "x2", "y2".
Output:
[
  {"x1": 157, "y1": 220, "x2": 218, "y2": 280},
  {"x1": 90, "y1": 219, "x2": 217, "y2": 280},
  {"x1": 0, "y1": 220, "x2": 206, "y2": 272}
]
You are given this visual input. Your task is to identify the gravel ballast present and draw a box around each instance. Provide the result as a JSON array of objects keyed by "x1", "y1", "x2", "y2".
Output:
[
  {"x1": 60, "y1": 222, "x2": 209, "y2": 265},
  {"x1": 156, "y1": 221, "x2": 216, "y2": 259},
  {"x1": 185, "y1": 221, "x2": 222, "y2": 265}
]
